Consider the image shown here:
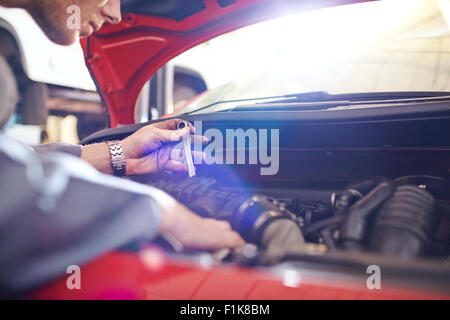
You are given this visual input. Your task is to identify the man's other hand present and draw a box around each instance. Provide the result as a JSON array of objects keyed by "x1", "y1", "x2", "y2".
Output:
[{"x1": 151, "y1": 188, "x2": 246, "y2": 250}]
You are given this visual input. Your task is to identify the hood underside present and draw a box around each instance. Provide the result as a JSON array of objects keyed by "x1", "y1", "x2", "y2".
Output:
[{"x1": 81, "y1": 0, "x2": 375, "y2": 127}]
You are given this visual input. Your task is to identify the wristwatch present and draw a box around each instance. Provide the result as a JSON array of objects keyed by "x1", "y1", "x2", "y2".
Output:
[{"x1": 107, "y1": 140, "x2": 127, "y2": 177}]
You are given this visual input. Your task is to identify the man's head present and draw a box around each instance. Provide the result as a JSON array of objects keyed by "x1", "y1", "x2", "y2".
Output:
[{"x1": 2, "y1": 0, "x2": 121, "y2": 46}]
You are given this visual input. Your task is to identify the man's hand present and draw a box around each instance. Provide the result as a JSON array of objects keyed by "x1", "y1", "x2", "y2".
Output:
[
  {"x1": 81, "y1": 119, "x2": 207, "y2": 176},
  {"x1": 122, "y1": 119, "x2": 207, "y2": 175},
  {"x1": 150, "y1": 187, "x2": 245, "y2": 250}
]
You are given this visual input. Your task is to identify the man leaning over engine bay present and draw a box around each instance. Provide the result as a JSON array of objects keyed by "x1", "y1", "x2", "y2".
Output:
[{"x1": 0, "y1": 0, "x2": 244, "y2": 296}]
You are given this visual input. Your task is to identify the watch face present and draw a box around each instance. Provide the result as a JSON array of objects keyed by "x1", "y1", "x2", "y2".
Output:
[{"x1": 108, "y1": 141, "x2": 126, "y2": 177}]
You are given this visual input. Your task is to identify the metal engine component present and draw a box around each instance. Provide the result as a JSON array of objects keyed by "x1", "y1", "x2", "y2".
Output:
[
  {"x1": 233, "y1": 195, "x2": 293, "y2": 244},
  {"x1": 369, "y1": 185, "x2": 437, "y2": 259},
  {"x1": 147, "y1": 176, "x2": 304, "y2": 247},
  {"x1": 145, "y1": 174, "x2": 445, "y2": 261}
]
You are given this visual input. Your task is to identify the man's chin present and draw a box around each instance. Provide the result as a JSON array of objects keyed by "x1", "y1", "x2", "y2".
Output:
[{"x1": 47, "y1": 29, "x2": 80, "y2": 46}]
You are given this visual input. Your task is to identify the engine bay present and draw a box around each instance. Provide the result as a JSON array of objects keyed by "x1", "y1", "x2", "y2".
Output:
[
  {"x1": 137, "y1": 172, "x2": 450, "y2": 265},
  {"x1": 84, "y1": 109, "x2": 450, "y2": 290}
]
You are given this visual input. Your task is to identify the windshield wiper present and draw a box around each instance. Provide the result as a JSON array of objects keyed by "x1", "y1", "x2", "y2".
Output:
[
  {"x1": 185, "y1": 91, "x2": 450, "y2": 115},
  {"x1": 185, "y1": 91, "x2": 331, "y2": 114},
  {"x1": 256, "y1": 90, "x2": 332, "y2": 104}
]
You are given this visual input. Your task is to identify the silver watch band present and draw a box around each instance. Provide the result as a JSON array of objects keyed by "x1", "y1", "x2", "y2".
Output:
[{"x1": 107, "y1": 140, "x2": 127, "y2": 177}]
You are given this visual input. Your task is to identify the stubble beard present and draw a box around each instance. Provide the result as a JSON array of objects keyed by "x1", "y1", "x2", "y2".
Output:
[{"x1": 28, "y1": 0, "x2": 79, "y2": 46}]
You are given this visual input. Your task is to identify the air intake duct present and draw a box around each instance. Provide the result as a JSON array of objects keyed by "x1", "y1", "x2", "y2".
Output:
[
  {"x1": 369, "y1": 185, "x2": 436, "y2": 259},
  {"x1": 147, "y1": 176, "x2": 304, "y2": 248}
]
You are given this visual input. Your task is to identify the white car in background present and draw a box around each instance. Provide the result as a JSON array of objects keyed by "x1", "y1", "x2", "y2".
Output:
[
  {"x1": 0, "y1": 7, "x2": 207, "y2": 140},
  {"x1": 0, "y1": 7, "x2": 96, "y2": 127}
]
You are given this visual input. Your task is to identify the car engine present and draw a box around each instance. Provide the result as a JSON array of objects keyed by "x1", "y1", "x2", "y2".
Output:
[
  {"x1": 84, "y1": 113, "x2": 450, "y2": 288},
  {"x1": 137, "y1": 172, "x2": 450, "y2": 266}
]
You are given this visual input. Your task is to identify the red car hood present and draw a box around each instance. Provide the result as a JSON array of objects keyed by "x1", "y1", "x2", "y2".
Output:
[{"x1": 81, "y1": 0, "x2": 375, "y2": 127}]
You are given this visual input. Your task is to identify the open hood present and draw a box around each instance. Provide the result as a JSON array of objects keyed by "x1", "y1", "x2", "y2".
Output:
[{"x1": 81, "y1": 0, "x2": 375, "y2": 127}]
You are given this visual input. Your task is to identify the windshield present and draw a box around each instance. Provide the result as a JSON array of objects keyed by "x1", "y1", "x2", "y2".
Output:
[{"x1": 173, "y1": 0, "x2": 450, "y2": 114}]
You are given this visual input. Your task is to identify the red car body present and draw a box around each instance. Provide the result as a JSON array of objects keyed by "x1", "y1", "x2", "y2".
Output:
[
  {"x1": 31, "y1": 0, "x2": 450, "y2": 299},
  {"x1": 32, "y1": 251, "x2": 449, "y2": 300}
]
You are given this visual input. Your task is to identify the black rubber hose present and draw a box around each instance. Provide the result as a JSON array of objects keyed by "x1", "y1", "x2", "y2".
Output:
[
  {"x1": 340, "y1": 182, "x2": 396, "y2": 251},
  {"x1": 333, "y1": 177, "x2": 389, "y2": 217},
  {"x1": 302, "y1": 216, "x2": 345, "y2": 236},
  {"x1": 345, "y1": 177, "x2": 389, "y2": 196}
]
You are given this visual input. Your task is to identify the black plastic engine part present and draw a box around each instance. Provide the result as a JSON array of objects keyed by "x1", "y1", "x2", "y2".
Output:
[
  {"x1": 332, "y1": 177, "x2": 389, "y2": 216},
  {"x1": 345, "y1": 177, "x2": 389, "y2": 196},
  {"x1": 339, "y1": 181, "x2": 396, "y2": 251},
  {"x1": 147, "y1": 176, "x2": 304, "y2": 246},
  {"x1": 332, "y1": 189, "x2": 363, "y2": 217},
  {"x1": 369, "y1": 185, "x2": 436, "y2": 259}
]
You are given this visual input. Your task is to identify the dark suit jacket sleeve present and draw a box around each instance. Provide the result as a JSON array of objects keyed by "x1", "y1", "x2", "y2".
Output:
[
  {"x1": 33, "y1": 142, "x2": 82, "y2": 157},
  {"x1": 0, "y1": 135, "x2": 161, "y2": 296}
]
